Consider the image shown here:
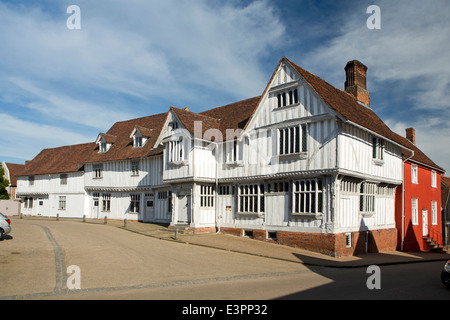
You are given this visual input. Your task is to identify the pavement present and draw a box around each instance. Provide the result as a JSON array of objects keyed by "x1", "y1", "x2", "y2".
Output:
[{"x1": 12, "y1": 216, "x2": 450, "y2": 268}]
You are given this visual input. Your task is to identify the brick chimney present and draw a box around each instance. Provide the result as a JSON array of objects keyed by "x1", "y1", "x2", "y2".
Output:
[
  {"x1": 406, "y1": 128, "x2": 415, "y2": 144},
  {"x1": 345, "y1": 60, "x2": 370, "y2": 107}
]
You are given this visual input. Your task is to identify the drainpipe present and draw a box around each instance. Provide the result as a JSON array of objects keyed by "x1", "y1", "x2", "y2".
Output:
[{"x1": 401, "y1": 151, "x2": 414, "y2": 251}]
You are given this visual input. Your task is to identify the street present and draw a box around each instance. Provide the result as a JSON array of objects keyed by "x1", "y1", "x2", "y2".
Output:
[{"x1": 1, "y1": 218, "x2": 449, "y2": 301}]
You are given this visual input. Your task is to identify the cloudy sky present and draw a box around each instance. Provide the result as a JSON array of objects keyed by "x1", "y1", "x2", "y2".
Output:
[{"x1": 0, "y1": 0, "x2": 449, "y2": 173}]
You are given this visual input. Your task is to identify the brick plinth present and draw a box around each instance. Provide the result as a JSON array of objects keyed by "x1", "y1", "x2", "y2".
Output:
[{"x1": 220, "y1": 227, "x2": 397, "y2": 257}]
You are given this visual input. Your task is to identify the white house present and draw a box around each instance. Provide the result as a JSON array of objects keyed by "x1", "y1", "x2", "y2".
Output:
[{"x1": 16, "y1": 57, "x2": 417, "y2": 256}]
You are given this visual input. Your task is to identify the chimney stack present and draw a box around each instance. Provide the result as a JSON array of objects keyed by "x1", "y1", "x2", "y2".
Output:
[
  {"x1": 345, "y1": 60, "x2": 370, "y2": 107},
  {"x1": 406, "y1": 128, "x2": 415, "y2": 144}
]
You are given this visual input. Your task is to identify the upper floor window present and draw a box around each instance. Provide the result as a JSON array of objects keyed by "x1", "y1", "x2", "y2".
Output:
[
  {"x1": 168, "y1": 137, "x2": 185, "y2": 163},
  {"x1": 279, "y1": 124, "x2": 307, "y2": 156},
  {"x1": 99, "y1": 142, "x2": 107, "y2": 153},
  {"x1": 372, "y1": 137, "x2": 384, "y2": 161},
  {"x1": 60, "y1": 174, "x2": 68, "y2": 185},
  {"x1": 411, "y1": 165, "x2": 418, "y2": 184},
  {"x1": 28, "y1": 176, "x2": 34, "y2": 186},
  {"x1": 131, "y1": 161, "x2": 139, "y2": 176},
  {"x1": 431, "y1": 171, "x2": 437, "y2": 188},
  {"x1": 277, "y1": 88, "x2": 298, "y2": 108},
  {"x1": 134, "y1": 136, "x2": 143, "y2": 148},
  {"x1": 93, "y1": 164, "x2": 103, "y2": 179},
  {"x1": 224, "y1": 139, "x2": 243, "y2": 164}
]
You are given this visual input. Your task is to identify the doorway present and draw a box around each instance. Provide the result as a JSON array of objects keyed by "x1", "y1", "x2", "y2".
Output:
[{"x1": 177, "y1": 194, "x2": 191, "y2": 223}]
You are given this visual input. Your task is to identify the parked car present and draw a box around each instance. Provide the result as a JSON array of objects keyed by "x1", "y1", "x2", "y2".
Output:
[
  {"x1": 0, "y1": 212, "x2": 11, "y2": 240},
  {"x1": 442, "y1": 260, "x2": 450, "y2": 289}
]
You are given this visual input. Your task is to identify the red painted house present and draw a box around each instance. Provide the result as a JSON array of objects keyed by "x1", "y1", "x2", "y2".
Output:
[{"x1": 395, "y1": 128, "x2": 445, "y2": 252}]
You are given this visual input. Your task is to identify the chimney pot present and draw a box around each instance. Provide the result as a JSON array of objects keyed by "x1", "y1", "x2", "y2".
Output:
[
  {"x1": 406, "y1": 128, "x2": 415, "y2": 144},
  {"x1": 345, "y1": 60, "x2": 370, "y2": 107}
]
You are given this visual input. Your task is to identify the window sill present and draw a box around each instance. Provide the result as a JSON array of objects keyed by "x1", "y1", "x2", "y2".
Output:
[
  {"x1": 291, "y1": 212, "x2": 322, "y2": 220},
  {"x1": 279, "y1": 152, "x2": 307, "y2": 161},
  {"x1": 224, "y1": 160, "x2": 244, "y2": 167},
  {"x1": 273, "y1": 102, "x2": 300, "y2": 111},
  {"x1": 236, "y1": 212, "x2": 264, "y2": 218},
  {"x1": 372, "y1": 159, "x2": 384, "y2": 166},
  {"x1": 168, "y1": 160, "x2": 188, "y2": 167},
  {"x1": 360, "y1": 212, "x2": 375, "y2": 218}
]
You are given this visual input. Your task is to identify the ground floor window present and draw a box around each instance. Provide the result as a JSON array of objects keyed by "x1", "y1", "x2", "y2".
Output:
[
  {"x1": 293, "y1": 179, "x2": 323, "y2": 214},
  {"x1": 102, "y1": 194, "x2": 111, "y2": 212},
  {"x1": 360, "y1": 182, "x2": 376, "y2": 214},
  {"x1": 200, "y1": 185, "x2": 214, "y2": 208},
  {"x1": 130, "y1": 194, "x2": 140, "y2": 213},
  {"x1": 432, "y1": 201, "x2": 437, "y2": 225},
  {"x1": 238, "y1": 184, "x2": 264, "y2": 214},
  {"x1": 23, "y1": 197, "x2": 33, "y2": 209},
  {"x1": 59, "y1": 196, "x2": 66, "y2": 211}
]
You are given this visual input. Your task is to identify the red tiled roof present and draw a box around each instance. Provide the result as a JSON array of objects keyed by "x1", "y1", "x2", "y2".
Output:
[
  {"x1": 284, "y1": 57, "x2": 410, "y2": 149},
  {"x1": 19, "y1": 56, "x2": 444, "y2": 177},
  {"x1": 392, "y1": 133, "x2": 445, "y2": 172},
  {"x1": 20, "y1": 143, "x2": 96, "y2": 176},
  {"x1": 4, "y1": 162, "x2": 25, "y2": 186},
  {"x1": 84, "y1": 112, "x2": 168, "y2": 164}
]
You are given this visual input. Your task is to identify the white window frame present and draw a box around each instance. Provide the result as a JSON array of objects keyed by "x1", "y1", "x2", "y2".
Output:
[
  {"x1": 431, "y1": 171, "x2": 437, "y2": 188},
  {"x1": 93, "y1": 164, "x2": 103, "y2": 179},
  {"x1": 58, "y1": 196, "x2": 66, "y2": 211},
  {"x1": 411, "y1": 198, "x2": 418, "y2": 225},
  {"x1": 279, "y1": 124, "x2": 307, "y2": 156},
  {"x1": 130, "y1": 194, "x2": 140, "y2": 213},
  {"x1": 131, "y1": 160, "x2": 139, "y2": 176},
  {"x1": 60, "y1": 174, "x2": 68, "y2": 185},
  {"x1": 238, "y1": 184, "x2": 265, "y2": 215},
  {"x1": 102, "y1": 194, "x2": 111, "y2": 212},
  {"x1": 292, "y1": 179, "x2": 323, "y2": 215},
  {"x1": 359, "y1": 182, "x2": 376, "y2": 216},
  {"x1": 200, "y1": 185, "x2": 214, "y2": 208},
  {"x1": 276, "y1": 88, "x2": 299, "y2": 108},
  {"x1": 372, "y1": 137, "x2": 384, "y2": 163},
  {"x1": 168, "y1": 137, "x2": 185, "y2": 164},
  {"x1": 134, "y1": 135, "x2": 143, "y2": 148},
  {"x1": 411, "y1": 165, "x2": 418, "y2": 184},
  {"x1": 431, "y1": 201, "x2": 437, "y2": 225}
]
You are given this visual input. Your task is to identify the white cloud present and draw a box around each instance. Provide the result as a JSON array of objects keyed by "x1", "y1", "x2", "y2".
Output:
[
  {"x1": 0, "y1": 113, "x2": 93, "y2": 160},
  {"x1": 0, "y1": 0, "x2": 285, "y2": 162},
  {"x1": 299, "y1": 0, "x2": 450, "y2": 173}
]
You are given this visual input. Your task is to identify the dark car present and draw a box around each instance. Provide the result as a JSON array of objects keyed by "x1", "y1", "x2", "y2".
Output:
[{"x1": 442, "y1": 260, "x2": 450, "y2": 288}]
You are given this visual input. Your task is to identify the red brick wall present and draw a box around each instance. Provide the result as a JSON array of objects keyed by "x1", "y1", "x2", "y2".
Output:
[{"x1": 221, "y1": 227, "x2": 397, "y2": 257}]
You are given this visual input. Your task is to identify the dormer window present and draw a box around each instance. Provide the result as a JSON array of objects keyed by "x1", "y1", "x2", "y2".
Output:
[
  {"x1": 96, "y1": 133, "x2": 116, "y2": 153},
  {"x1": 134, "y1": 136, "x2": 143, "y2": 148},
  {"x1": 130, "y1": 126, "x2": 152, "y2": 149}
]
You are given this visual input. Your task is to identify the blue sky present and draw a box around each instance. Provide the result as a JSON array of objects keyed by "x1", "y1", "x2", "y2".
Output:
[{"x1": 1, "y1": 0, "x2": 449, "y2": 174}]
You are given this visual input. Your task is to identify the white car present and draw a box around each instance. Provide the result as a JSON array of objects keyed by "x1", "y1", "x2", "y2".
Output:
[{"x1": 0, "y1": 212, "x2": 11, "y2": 240}]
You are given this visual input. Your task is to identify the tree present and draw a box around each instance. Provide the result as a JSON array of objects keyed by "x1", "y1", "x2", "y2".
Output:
[{"x1": 0, "y1": 167, "x2": 10, "y2": 200}]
